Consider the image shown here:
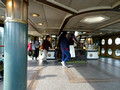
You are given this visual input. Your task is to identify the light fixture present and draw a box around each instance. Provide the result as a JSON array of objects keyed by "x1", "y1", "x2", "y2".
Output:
[
  {"x1": 1, "y1": 16, "x2": 5, "y2": 19},
  {"x1": 8, "y1": 1, "x2": 12, "y2": 7},
  {"x1": 52, "y1": 35, "x2": 56, "y2": 37},
  {"x1": 75, "y1": 31, "x2": 79, "y2": 36},
  {"x1": 80, "y1": 15, "x2": 110, "y2": 24},
  {"x1": 38, "y1": 22, "x2": 43, "y2": 26},
  {"x1": 32, "y1": 13, "x2": 39, "y2": 17},
  {"x1": 83, "y1": 32, "x2": 87, "y2": 34},
  {"x1": 6, "y1": 0, "x2": 28, "y2": 22},
  {"x1": 75, "y1": 31, "x2": 87, "y2": 36},
  {"x1": 81, "y1": 39, "x2": 85, "y2": 41},
  {"x1": 100, "y1": 32, "x2": 103, "y2": 35},
  {"x1": 88, "y1": 38, "x2": 91, "y2": 41}
]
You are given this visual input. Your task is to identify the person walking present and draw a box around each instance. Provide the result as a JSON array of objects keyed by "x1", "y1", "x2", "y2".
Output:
[
  {"x1": 32, "y1": 37, "x2": 40, "y2": 61},
  {"x1": 35, "y1": 37, "x2": 40, "y2": 61},
  {"x1": 59, "y1": 31, "x2": 71, "y2": 68},
  {"x1": 68, "y1": 33, "x2": 77, "y2": 58},
  {"x1": 28, "y1": 40, "x2": 32, "y2": 56},
  {"x1": 42, "y1": 35, "x2": 52, "y2": 64}
]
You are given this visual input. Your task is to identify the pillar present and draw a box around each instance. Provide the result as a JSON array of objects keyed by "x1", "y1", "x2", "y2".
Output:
[{"x1": 4, "y1": 0, "x2": 28, "y2": 90}]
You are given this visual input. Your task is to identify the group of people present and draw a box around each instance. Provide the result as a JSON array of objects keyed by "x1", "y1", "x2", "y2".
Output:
[
  {"x1": 27, "y1": 35, "x2": 52, "y2": 63},
  {"x1": 28, "y1": 37, "x2": 40, "y2": 61},
  {"x1": 58, "y1": 31, "x2": 77, "y2": 68},
  {"x1": 28, "y1": 32, "x2": 77, "y2": 68}
]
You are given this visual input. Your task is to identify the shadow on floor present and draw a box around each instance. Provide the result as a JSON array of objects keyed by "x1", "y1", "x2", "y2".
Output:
[{"x1": 37, "y1": 75, "x2": 57, "y2": 80}]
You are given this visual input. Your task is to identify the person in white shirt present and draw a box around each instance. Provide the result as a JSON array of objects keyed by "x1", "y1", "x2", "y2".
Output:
[{"x1": 32, "y1": 37, "x2": 40, "y2": 61}]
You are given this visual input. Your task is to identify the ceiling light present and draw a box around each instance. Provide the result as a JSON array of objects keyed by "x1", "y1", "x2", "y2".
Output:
[
  {"x1": 88, "y1": 38, "x2": 91, "y2": 41},
  {"x1": 75, "y1": 31, "x2": 87, "y2": 36},
  {"x1": 75, "y1": 31, "x2": 79, "y2": 36},
  {"x1": 83, "y1": 32, "x2": 87, "y2": 34},
  {"x1": 38, "y1": 23, "x2": 43, "y2": 26},
  {"x1": 81, "y1": 39, "x2": 85, "y2": 41},
  {"x1": 81, "y1": 15, "x2": 110, "y2": 24},
  {"x1": 8, "y1": 1, "x2": 12, "y2": 7},
  {"x1": 100, "y1": 32, "x2": 103, "y2": 35},
  {"x1": 32, "y1": 13, "x2": 39, "y2": 17},
  {"x1": 52, "y1": 35, "x2": 56, "y2": 37},
  {"x1": 1, "y1": 16, "x2": 5, "y2": 18}
]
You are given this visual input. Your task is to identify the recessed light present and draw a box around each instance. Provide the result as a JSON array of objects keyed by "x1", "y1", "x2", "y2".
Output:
[
  {"x1": 32, "y1": 13, "x2": 39, "y2": 17},
  {"x1": 80, "y1": 15, "x2": 110, "y2": 24},
  {"x1": 38, "y1": 22, "x2": 43, "y2": 26}
]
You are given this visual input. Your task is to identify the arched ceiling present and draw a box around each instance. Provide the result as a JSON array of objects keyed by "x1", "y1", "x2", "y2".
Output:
[
  {"x1": 31, "y1": 0, "x2": 120, "y2": 36},
  {"x1": 64, "y1": 11, "x2": 120, "y2": 31}
]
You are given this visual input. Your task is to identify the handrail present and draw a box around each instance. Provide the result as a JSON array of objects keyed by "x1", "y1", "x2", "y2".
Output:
[{"x1": 0, "y1": 45, "x2": 4, "y2": 47}]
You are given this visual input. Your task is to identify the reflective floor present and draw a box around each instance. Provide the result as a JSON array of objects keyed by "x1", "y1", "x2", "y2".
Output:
[{"x1": 0, "y1": 57, "x2": 120, "y2": 90}]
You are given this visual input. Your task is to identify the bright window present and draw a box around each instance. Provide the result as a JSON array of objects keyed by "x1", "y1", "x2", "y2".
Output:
[
  {"x1": 101, "y1": 39, "x2": 105, "y2": 45},
  {"x1": 108, "y1": 49, "x2": 112, "y2": 55},
  {"x1": 115, "y1": 37, "x2": 120, "y2": 45},
  {"x1": 115, "y1": 49, "x2": 120, "y2": 56},
  {"x1": 101, "y1": 48, "x2": 105, "y2": 54},
  {"x1": 108, "y1": 38, "x2": 112, "y2": 45}
]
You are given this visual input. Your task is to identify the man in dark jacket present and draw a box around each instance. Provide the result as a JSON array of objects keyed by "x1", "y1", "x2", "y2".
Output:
[
  {"x1": 42, "y1": 35, "x2": 52, "y2": 64},
  {"x1": 60, "y1": 31, "x2": 71, "y2": 68}
]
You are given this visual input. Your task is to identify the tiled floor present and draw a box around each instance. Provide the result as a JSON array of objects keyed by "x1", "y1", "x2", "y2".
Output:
[
  {"x1": 0, "y1": 58, "x2": 120, "y2": 90},
  {"x1": 35, "y1": 59, "x2": 120, "y2": 90}
]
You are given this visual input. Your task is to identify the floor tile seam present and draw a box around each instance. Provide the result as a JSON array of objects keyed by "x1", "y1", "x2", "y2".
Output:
[
  {"x1": 88, "y1": 63, "x2": 120, "y2": 79},
  {"x1": 31, "y1": 67, "x2": 43, "y2": 90},
  {"x1": 27, "y1": 66, "x2": 43, "y2": 90},
  {"x1": 65, "y1": 68, "x2": 81, "y2": 82},
  {"x1": 65, "y1": 67, "x2": 120, "y2": 83},
  {"x1": 99, "y1": 60, "x2": 120, "y2": 69}
]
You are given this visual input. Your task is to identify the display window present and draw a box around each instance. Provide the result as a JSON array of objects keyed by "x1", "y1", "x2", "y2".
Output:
[
  {"x1": 115, "y1": 37, "x2": 120, "y2": 45},
  {"x1": 108, "y1": 49, "x2": 112, "y2": 55},
  {"x1": 115, "y1": 49, "x2": 120, "y2": 56},
  {"x1": 108, "y1": 38, "x2": 112, "y2": 45},
  {"x1": 101, "y1": 48, "x2": 105, "y2": 54},
  {"x1": 101, "y1": 39, "x2": 105, "y2": 45}
]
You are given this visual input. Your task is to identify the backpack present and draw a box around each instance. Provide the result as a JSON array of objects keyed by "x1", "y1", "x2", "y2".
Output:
[{"x1": 40, "y1": 44, "x2": 43, "y2": 50}]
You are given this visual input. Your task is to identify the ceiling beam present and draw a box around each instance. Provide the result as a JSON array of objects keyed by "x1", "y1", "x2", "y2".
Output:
[
  {"x1": 93, "y1": 19, "x2": 120, "y2": 32},
  {"x1": 28, "y1": 19, "x2": 42, "y2": 36},
  {"x1": 58, "y1": 9, "x2": 114, "y2": 35},
  {"x1": 35, "y1": 0, "x2": 76, "y2": 14}
]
